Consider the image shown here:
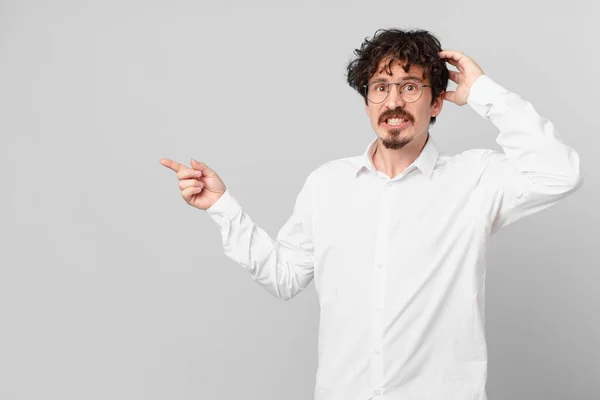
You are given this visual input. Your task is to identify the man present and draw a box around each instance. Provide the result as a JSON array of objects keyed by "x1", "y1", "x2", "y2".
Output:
[{"x1": 160, "y1": 29, "x2": 582, "y2": 400}]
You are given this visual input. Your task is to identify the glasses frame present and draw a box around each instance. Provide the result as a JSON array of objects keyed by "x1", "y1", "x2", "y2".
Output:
[{"x1": 363, "y1": 81, "x2": 433, "y2": 104}]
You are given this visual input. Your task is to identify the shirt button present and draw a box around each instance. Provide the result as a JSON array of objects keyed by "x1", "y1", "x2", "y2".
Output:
[
  {"x1": 375, "y1": 307, "x2": 382, "y2": 311},
  {"x1": 387, "y1": 182, "x2": 393, "y2": 188},
  {"x1": 375, "y1": 389, "x2": 381, "y2": 395},
  {"x1": 377, "y1": 264, "x2": 383, "y2": 269},
  {"x1": 374, "y1": 349, "x2": 380, "y2": 355}
]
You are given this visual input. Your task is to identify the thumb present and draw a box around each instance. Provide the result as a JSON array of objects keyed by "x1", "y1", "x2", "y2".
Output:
[
  {"x1": 442, "y1": 90, "x2": 457, "y2": 104},
  {"x1": 190, "y1": 159, "x2": 217, "y2": 177}
]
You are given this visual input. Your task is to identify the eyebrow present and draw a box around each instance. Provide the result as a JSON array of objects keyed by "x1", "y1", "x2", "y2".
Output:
[{"x1": 370, "y1": 75, "x2": 424, "y2": 83}]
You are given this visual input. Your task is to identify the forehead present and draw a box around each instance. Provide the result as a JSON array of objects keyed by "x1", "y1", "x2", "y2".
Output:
[{"x1": 371, "y1": 58, "x2": 426, "y2": 82}]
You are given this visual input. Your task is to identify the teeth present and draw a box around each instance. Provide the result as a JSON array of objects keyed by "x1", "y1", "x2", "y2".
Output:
[{"x1": 386, "y1": 118, "x2": 406, "y2": 126}]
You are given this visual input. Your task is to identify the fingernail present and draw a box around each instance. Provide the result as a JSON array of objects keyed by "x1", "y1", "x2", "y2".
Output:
[{"x1": 195, "y1": 170, "x2": 202, "y2": 176}]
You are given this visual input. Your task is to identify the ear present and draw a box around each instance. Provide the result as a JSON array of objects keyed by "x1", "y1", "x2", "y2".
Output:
[{"x1": 431, "y1": 91, "x2": 444, "y2": 117}]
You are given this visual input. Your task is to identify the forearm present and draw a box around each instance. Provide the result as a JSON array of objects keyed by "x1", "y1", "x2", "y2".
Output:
[
  {"x1": 468, "y1": 75, "x2": 583, "y2": 194},
  {"x1": 206, "y1": 188, "x2": 314, "y2": 301}
]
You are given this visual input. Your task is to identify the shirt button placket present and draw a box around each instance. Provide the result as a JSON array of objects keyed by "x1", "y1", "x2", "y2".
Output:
[{"x1": 371, "y1": 180, "x2": 392, "y2": 388}]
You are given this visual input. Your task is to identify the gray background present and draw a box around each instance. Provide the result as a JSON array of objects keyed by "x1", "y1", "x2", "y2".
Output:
[{"x1": 1, "y1": 0, "x2": 598, "y2": 399}]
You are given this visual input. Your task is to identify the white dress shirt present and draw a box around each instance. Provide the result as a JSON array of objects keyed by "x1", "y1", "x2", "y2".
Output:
[{"x1": 206, "y1": 75, "x2": 582, "y2": 400}]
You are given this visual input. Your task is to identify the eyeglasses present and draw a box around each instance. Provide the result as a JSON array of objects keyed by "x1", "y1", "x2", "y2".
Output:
[{"x1": 364, "y1": 81, "x2": 432, "y2": 104}]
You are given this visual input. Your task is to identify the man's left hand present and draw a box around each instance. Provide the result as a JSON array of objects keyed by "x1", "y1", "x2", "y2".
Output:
[{"x1": 438, "y1": 50, "x2": 485, "y2": 106}]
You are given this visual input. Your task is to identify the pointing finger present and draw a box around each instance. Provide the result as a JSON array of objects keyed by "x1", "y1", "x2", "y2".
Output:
[{"x1": 160, "y1": 158, "x2": 184, "y2": 173}]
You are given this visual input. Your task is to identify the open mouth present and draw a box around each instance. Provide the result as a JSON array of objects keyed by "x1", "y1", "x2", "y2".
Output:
[{"x1": 382, "y1": 117, "x2": 410, "y2": 128}]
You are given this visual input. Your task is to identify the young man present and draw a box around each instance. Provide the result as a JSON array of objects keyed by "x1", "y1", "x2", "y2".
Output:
[{"x1": 160, "y1": 29, "x2": 582, "y2": 400}]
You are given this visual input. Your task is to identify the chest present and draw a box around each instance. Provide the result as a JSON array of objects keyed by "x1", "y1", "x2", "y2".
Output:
[{"x1": 311, "y1": 171, "x2": 494, "y2": 293}]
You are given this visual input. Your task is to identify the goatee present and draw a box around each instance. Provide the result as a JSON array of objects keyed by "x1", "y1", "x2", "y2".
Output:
[{"x1": 381, "y1": 130, "x2": 411, "y2": 149}]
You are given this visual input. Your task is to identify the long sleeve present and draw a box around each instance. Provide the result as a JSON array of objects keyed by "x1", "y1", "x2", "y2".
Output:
[
  {"x1": 205, "y1": 171, "x2": 317, "y2": 300},
  {"x1": 467, "y1": 75, "x2": 583, "y2": 233}
]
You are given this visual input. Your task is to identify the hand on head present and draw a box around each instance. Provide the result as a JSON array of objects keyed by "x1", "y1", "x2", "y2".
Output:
[{"x1": 438, "y1": 50, "x2": 485, "y2": 106}]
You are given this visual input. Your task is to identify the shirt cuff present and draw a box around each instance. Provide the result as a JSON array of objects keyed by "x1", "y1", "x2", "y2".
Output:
[
  {"x1": 206, "y1": 188, "x2": 242, "y2": 224},
  {"x1": 467, "y1": 75, "x2": 509, "y2": 118}
]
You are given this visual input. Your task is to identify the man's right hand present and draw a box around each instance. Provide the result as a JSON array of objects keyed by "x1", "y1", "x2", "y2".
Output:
[{"x1": 160, "y1": 158, "x2": 226, "y2": 210}]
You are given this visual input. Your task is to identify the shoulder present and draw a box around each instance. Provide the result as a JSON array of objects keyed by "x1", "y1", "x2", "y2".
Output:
[
  {"x1": 305, "y1": 155, "x2": 363, "y2": 182},
  {"x1": 440, "y1": 148, "x2": 506, "y2": 167},
  {"x1": 434, "y1": 148, "x2": 511, "y2": 184}
]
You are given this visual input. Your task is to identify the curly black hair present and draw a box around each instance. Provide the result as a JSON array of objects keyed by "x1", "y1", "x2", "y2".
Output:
[{"x1": 346, "y1": 28, "x2": 449, "y2": 125}]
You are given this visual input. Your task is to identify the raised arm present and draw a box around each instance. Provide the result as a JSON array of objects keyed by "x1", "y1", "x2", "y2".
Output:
[
  {"x1": 160, "y1": 158, "x2": 316, "y2": 300},
  {"x1": 439, "y1": 50, "x2": 583, "y2": 233}
]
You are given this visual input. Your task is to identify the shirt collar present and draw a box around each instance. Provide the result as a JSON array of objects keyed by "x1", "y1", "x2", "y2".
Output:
[{"x1": 354, "y1": 135, "x2": 439, "y2": 180}]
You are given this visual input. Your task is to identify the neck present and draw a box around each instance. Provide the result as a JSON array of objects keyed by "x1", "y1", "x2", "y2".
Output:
[{"x1": 373, "y1": 132, "x2": 429, "y2": 179}]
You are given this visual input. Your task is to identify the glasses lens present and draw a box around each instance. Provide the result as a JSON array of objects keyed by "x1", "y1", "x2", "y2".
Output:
[
  {"x1": 366, "y1": 83, "x2": 388, "y2": 103},
  {"x1": 366, "y1": 82, "x2": 424, "y2": 103},
  {"x1": 400, "y1": 82, "x2": 422, "y2": 103}
]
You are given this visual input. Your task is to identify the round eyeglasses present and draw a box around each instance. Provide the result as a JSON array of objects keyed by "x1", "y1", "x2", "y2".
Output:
[{"x1": 364, "y1": 81, "x2": 432, "y2": 104}]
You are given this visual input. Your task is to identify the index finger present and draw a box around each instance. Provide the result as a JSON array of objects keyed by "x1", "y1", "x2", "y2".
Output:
[
  {"x1": 159, "y1": 158, "x2": 185, "y2": 173},
  {"x1": 438, "y1": 49, "x2": 466, "y2": 61}
]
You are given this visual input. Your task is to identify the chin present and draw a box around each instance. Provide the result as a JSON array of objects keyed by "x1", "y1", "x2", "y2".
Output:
[
  {"x1": 381, "y1": 136, "x2": 412, "y2": 150},
  {"x1": 377, "y1": 129, "x2": 412, "y2": 150}
]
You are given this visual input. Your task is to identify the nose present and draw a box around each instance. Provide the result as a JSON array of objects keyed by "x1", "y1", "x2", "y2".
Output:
[{"x1": 384, "y1": 83, "x2": 406, "y2": 109}]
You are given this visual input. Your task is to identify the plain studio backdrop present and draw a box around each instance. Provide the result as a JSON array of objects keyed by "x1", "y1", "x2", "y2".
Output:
[{"x1": 1, "y1": 0, "x2": 598, "y2": 399}]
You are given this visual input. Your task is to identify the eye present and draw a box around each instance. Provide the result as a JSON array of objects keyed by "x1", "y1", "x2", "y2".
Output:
[
  {"x1": 402, "y1": 83, "x2": 418, "y2": 92},
  {"x1": 374, "y1": 84, "x2": 387, "y2": 92}
]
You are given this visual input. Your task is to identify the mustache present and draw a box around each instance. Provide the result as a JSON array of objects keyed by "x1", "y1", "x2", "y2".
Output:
[{"x1": 378, "y1": 107, "x2": 413, "y2": 124}]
